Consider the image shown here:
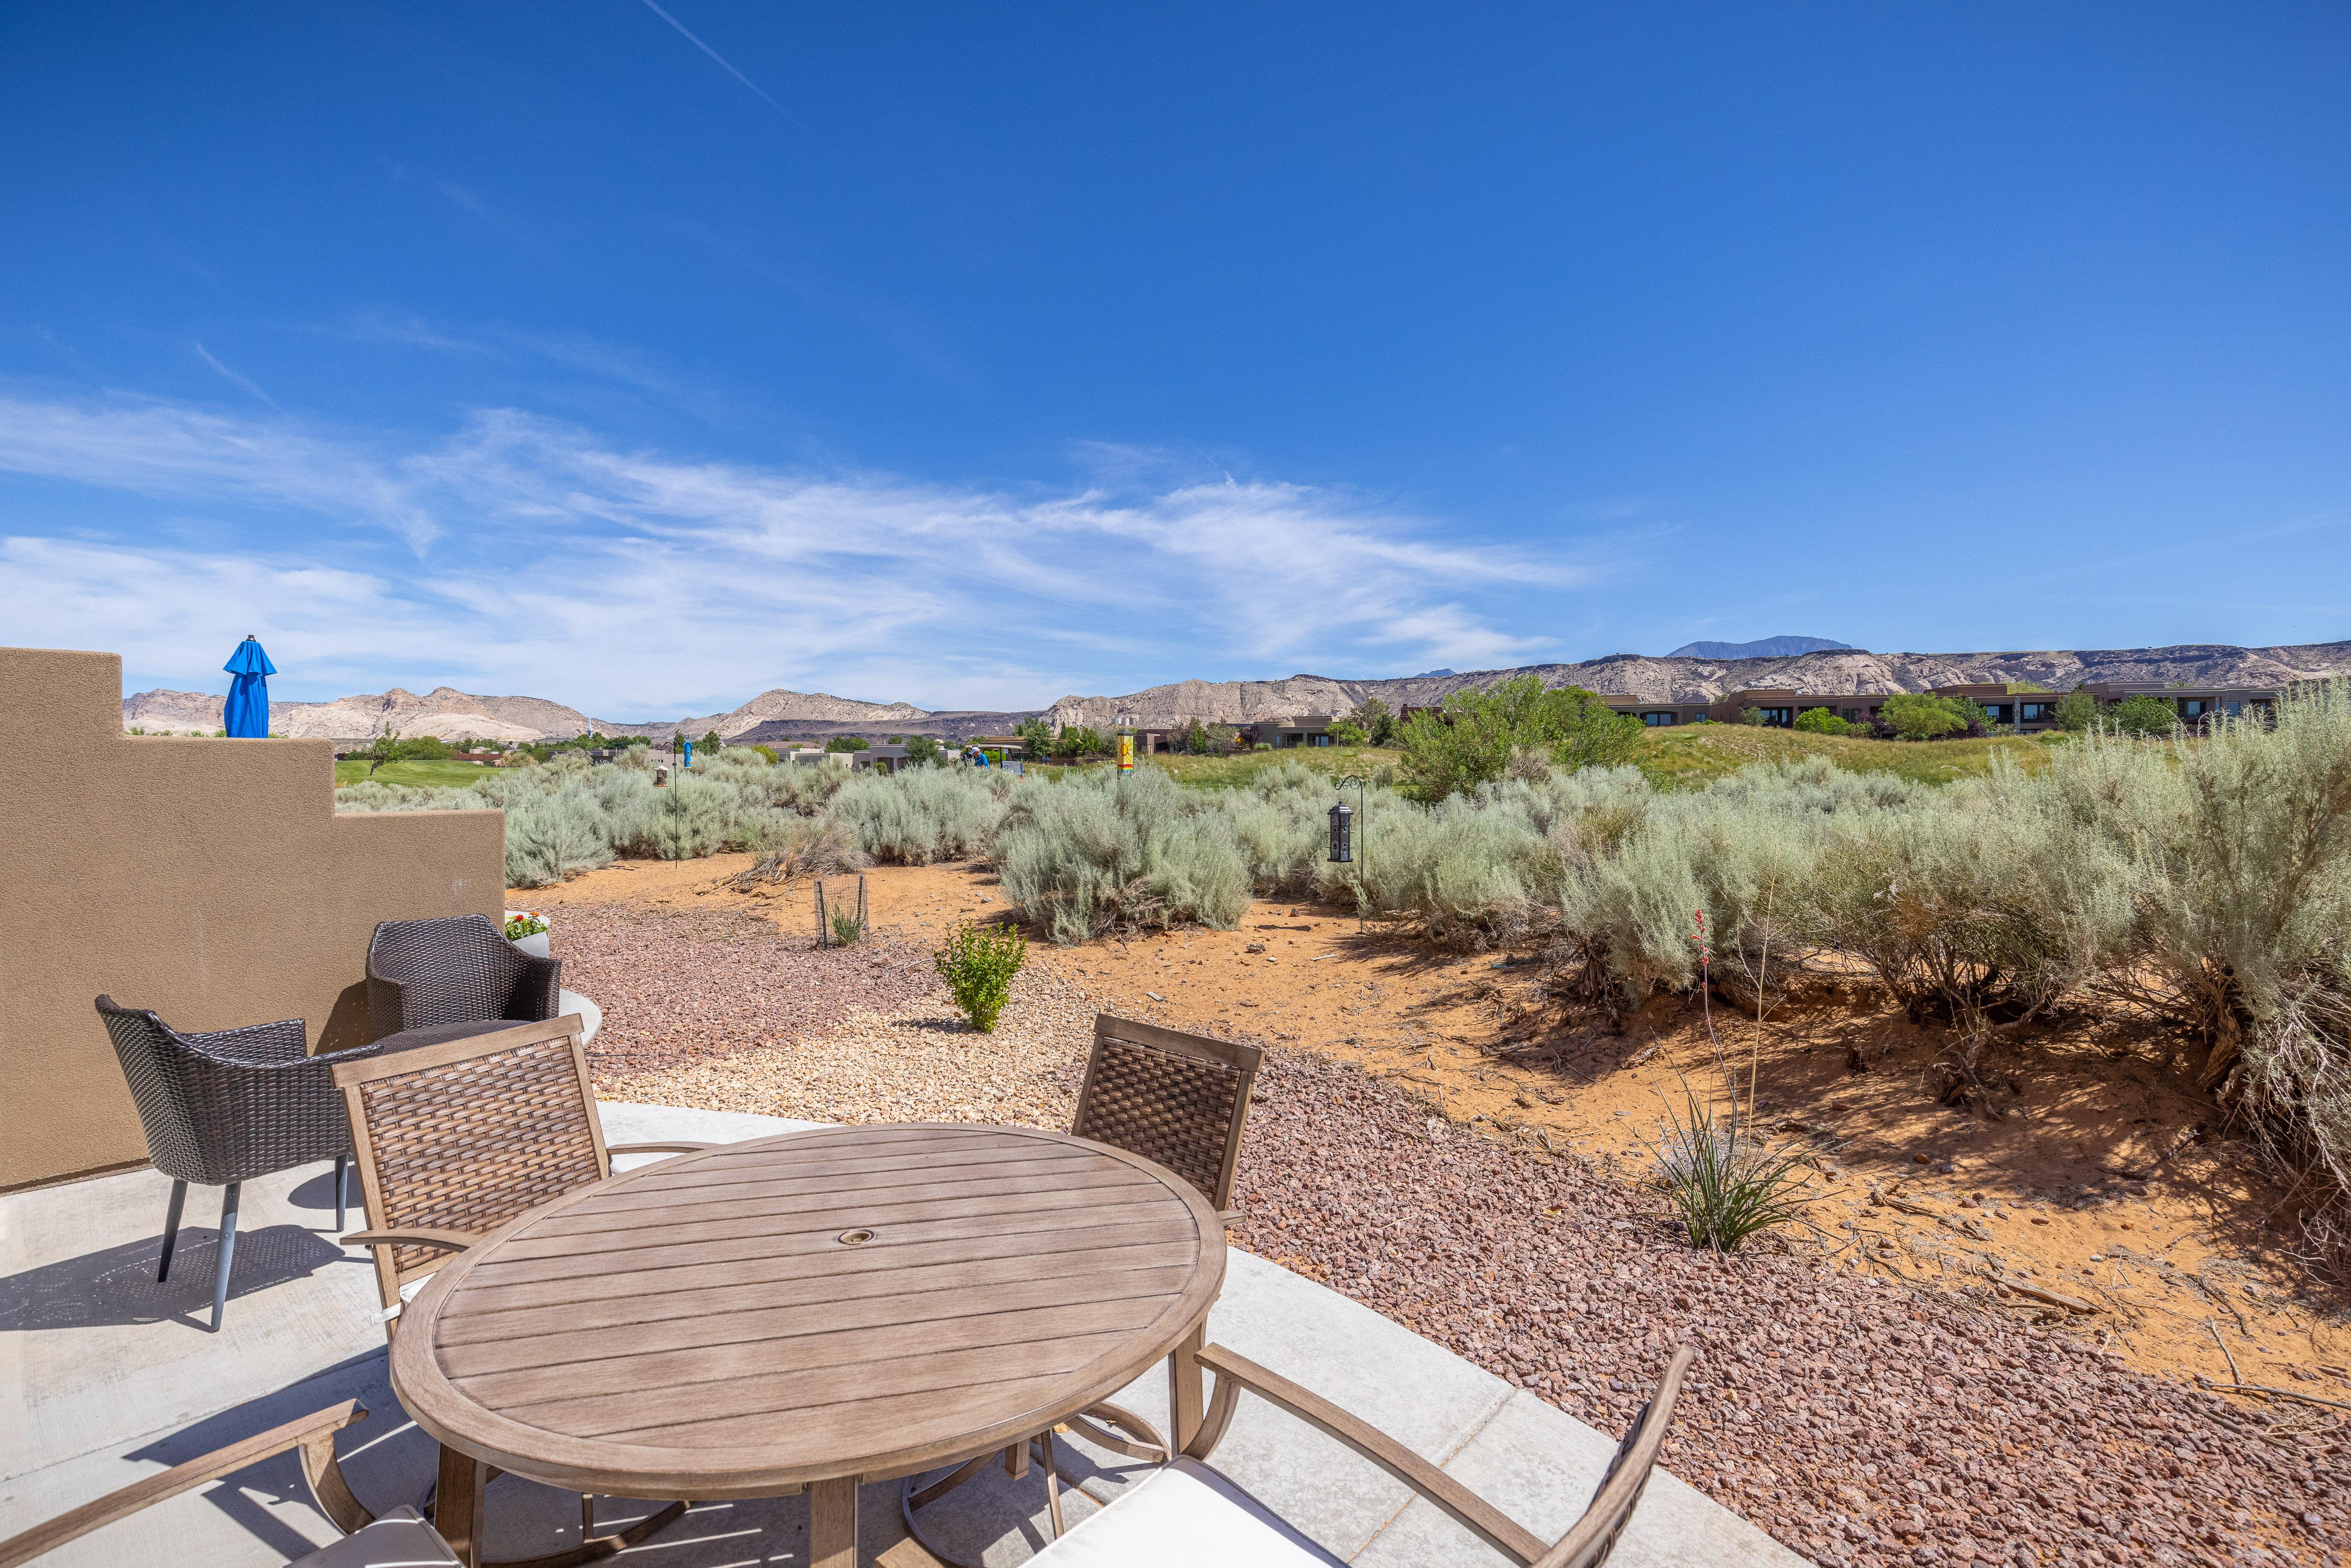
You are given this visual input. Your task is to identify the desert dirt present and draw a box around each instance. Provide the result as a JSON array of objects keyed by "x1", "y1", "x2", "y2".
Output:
[{"x1": 515, "y1": 852, "x2": 2351, "y2": 1565}]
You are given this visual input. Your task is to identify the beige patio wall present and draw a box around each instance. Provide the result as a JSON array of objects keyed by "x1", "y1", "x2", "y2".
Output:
[{"x1": 0, "y1": 647, "x2": 505, "y2": 1190}]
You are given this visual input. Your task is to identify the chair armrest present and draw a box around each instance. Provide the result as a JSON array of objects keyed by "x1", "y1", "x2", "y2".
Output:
[
  {"x1": 513, "y1": 951, "x2": 562, "y2": 1020},
  {"x1": 341, "y1": 1228, "x2": 481, "y2": 1256},
  {"x1": 0, "y1": 1402, "x2": 373, "y2": 1568},
  {"x1": 608, "y1": 1142, "x2": 719, "y2": 1156},
  {"x1": 1187, "y1": 1343, "x2": 1549, "y2": 1567}
]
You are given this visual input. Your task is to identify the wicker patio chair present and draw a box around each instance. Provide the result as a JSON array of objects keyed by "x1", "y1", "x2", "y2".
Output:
[
  {"x1": 1023, "y1": 1343, "x2": 1698, "y2": 1568},
  {"x1": 365, "y1": 914, "x2": 561, "y2": 1055},
  {"x1": 94, "y1": 997, "x2": 375, "y2": 1332},
  {"x1": 0, "y1": 1402, "x2": 456, "y2": 1568},
  {"x1": 903, "y1": 1015, "x2": 1263, "y2": 1564},
  {"x1": 332, "y1": 1018, "x2": 713, "y2": 1565}
]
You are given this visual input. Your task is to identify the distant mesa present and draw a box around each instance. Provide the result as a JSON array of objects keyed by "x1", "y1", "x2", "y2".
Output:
[{"x1": 1666, "y1": 636, "x2": 1858, "y2": 660}]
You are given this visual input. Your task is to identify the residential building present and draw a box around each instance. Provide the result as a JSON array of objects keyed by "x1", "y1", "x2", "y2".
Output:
[{"x1": 1246, "y1": 714, "x2": 1338, "y2": 748}]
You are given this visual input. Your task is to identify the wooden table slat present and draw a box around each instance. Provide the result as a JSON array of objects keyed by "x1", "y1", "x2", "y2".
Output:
[
  {"x1": 617, "y1": 1143, "x2": 1106, "y2": 1195},
  {"x1": 542, "y1": 1163, "x2": 1157, "y2": 1229},
  {"x1": 461, "y1": 1208, "x2": 1200, "y2": 1292},
  {"x1": 442, "y1": 1239, "x2": 1202, "y2": 1342},
  {"x1": 498, "y1": 1186, "x2": 1179, "y2": 1257}
]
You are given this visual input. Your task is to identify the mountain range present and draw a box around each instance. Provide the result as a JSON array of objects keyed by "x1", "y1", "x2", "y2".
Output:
[{"x1": 120, "y1": 639, "x2": 2351, "y2": 744}]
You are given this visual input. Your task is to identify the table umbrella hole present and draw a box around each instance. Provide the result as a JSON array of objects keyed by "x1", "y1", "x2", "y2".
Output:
[{"x1": 837, "y1": 1228, "x2": 876, "y2": 1246}]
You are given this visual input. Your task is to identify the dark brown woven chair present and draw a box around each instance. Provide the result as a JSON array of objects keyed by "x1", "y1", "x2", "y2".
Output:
[
  {"x1": 365, "y1": 914, "x2": 561, "y2": 1055},
  {"x1": 0, "y1": 1402, "x2": 459, "y2": 1568},
  {"x1": 902, "y1": 1015, "x2": 1263, "y2": 1566},
  {"x1": 1020, "y1": 1344, "x2": 1696, "y2": 1568},
  {"x1": 332, "y1": 1018, "x2": 713, "y2": 1566},
  {"x1": 94, "y1": 997, "x2": 377, "y2": 1332}
]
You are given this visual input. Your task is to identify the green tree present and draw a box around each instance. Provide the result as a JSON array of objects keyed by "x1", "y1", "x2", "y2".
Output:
[
  {"x1": 1738, "y1": 706, "x2": 1772, "y2": 727},
  {"x1": 1353, "y1": 696, "x2": 1399, "y2": 746},
  {"x1": 1328, "y1": 719, "x2": 1368, "y2": 745},
  {"x1": 2052, "y1": 689, "x2": 2100, "y2": 732},
  {"x1": 1792, "y1": 706, "x2": 1850, "y2": 736},
  {"x1": 2107, "y1": 694, "x2": 2180, "y2": 737},
  {"x1": 905, "y1": 735, "x2": 944, "y2": 766},
  {"x1": 366, "y1": 728, "x2": 401, "y2": 775},
  {"x1": 397, "y1": 735, "x2": 452, "y2": 761},
  {"x1": 1015, "y1": 716, "x2": 1055, "y2": 758},
  {"x1": 1053, "y1": 726, "x2": 1104, "y2": 760},
  {"x1": 1178, "y1": 716, "x2": 1212, "y2": 755},
  {"x1": 825, "y1": 734, "x2": 870, "y2": 752},
  {"x1": 700, "y1": 729, "x2": 723, "y2": 753},
  {"x1": 1397, "y1": 676, "x2": 1640, "y2": 800},
  {"x1": 1881, "y1": 692, "x2": 1971, "y2": 740}
]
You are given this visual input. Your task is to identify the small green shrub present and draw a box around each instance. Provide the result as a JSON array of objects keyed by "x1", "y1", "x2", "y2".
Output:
[
  {"x1": 935, "y1": 921, "x2": 1027, "y2": 1031},
  {"x1": 829, "y1": 906, "x2": 864, "y2": 946},
  {"x1": 1739, "y1": 706, "x2": 1771, "y2": 727},
  {"x1": 1792, "y1": 707, "x2": 1849, "y2": 736}
]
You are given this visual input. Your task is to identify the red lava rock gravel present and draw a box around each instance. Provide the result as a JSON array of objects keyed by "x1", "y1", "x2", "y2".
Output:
[
  {"x1": 551, "y1": 902, "x2": 942, "y2": 1080},
  {"x1": 1220, "y1": 1051, "x2": 2350, "y2": 1568}
]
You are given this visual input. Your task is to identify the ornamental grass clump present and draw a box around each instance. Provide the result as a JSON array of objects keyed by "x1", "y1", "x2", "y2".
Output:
[{"x1": 934, "y1": 920, "x2": 1027, "y2": 1032}]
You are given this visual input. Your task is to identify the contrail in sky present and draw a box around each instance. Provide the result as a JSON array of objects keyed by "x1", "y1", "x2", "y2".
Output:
[{"x1": 638, "y1": 0, "x2": 800, "y2": 124}]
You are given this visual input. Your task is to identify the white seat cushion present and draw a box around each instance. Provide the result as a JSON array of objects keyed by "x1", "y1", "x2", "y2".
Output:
[
  {"x1": 1029, "y1": 1457, "x2": 1344, "y2": 1567},
  {"x1": 289, "y1": 1505, "x2": 462, "y2": 1567}
]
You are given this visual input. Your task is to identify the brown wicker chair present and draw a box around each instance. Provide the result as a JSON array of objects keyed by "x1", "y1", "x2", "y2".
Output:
[
  {"x1": 94, "y1": 997, "x2": 377, "y2": 1331},
  {"x1": 331, "y1": 1017, "x2": 713, "y2": 1564},
  {"x1": 1023, "y1": 1344, "x2": 1697, "y2": 1568},
  {"x1": 365, "y1": 915, "x2": 562, "y2": 1056},
  {"x1": 901, "y1": 1015, "x2": 1263, "y2": 1566},
  {"x1": 329, "y1": 1016, "x2": 711, "y2": 1332},
  {"x1": 0, "y1": 1401, "x2": 457, "y2": 1568}
]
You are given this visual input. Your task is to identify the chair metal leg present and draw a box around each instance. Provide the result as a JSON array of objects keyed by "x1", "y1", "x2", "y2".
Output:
[
  {"x1": 210, "y1": 1183, "x2": 240, "y2": 1332},
  {"x1": 157, "y1": 1180, "x2": 188, "y2": 1283},
  {"x1": 334, "y1": 1153, "x2": 349, "y2": 1232}
]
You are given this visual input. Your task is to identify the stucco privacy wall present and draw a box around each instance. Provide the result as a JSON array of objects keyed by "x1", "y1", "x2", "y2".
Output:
[{"x1": 0, "y1": 647, "x2": 504, "y2": 1190}]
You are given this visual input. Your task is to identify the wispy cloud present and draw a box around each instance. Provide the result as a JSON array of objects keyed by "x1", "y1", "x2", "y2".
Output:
[
  {"x1": 0, "y1": 389, "x2": 1605, "y2": 713},
  {"x1": 190, "y1": 342, "x2": 279, "y2": 409},
  {"x1": 638, "y1": 0, "x2": 799, "y2": 124}
]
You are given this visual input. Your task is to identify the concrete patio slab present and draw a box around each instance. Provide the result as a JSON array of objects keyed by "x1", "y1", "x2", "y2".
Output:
[{"x1": 1, "y1": 1103, "x2": 1798, "y2": 1568}]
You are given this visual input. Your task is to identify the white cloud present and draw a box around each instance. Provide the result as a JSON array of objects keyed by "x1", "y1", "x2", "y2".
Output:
[{"x1": 0, "y1": 389, "x2": 1600, "y2": 713}]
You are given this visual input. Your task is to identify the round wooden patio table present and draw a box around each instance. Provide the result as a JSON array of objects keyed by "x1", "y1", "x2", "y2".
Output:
[{"x1": 389, "y1": 1122, "x2": 1226, "y2": 1568}]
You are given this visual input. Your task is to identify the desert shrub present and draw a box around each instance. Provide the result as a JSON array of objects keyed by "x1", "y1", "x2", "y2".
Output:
[
  {"x1": 825, "y1": 734, "x2": 869, "y2": 752},
  {"x1": 831, "y1": 766, "x2": 1006, "y2": 863},
  {"x1": 1792, "y1": 707, "x2": 1849, "y2": 736},
  {"x1": 1738, "y1": 707, "x2": 1771, "y2": 727},
  {"x1": 2106, "y1": 694, "x2": 2180, "y2": 737},
  {"x1": 995, "y1": 768, "x2": 1251, "y2": 941},
  {"x1": 934, "y1": 921, "x2": 1028, "y2": 1031}
]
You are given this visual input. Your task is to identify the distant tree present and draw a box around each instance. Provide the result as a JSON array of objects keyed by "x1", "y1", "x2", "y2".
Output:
[
  {"x1": 397, "y1": 735, "x2": 452, "y2": 761},
  {"x1": 1176, "y1": 716, "x2": 1213, "y2": 755},
  {"x1": 699, "y1": 729, "x2": 723, "y2": 753},
  {"x1": 1015, "y1": 716, "x2": 1055, "y2": 758},
  {"x1": 1053, "y1": 726, "x2": 1104, "y2": 761},
  {"x1": 1739, "y1": 707, "x2": 1772, "y2": 727},
  {"x1": 905, "y1": 735, "x2": 944, "y2": 766},
  {"x1": 1793, "y1": 707, "x2": 1850, "y2": 735},
  {"x1": 2052, "y1": 689, "x2": 2100, "y2": 732},
  {"x1": 2006, "y1": 679, "x2": 2052, "y2": 693},
  {"x1": 749, "y1": 744, "x2": 779, "y2": 763},
  {"x1": 825, "y1": 734, "x2": 870, "y2": 752},
  {"x1": 1353, "y1": 696, "x2": 1400, "y2": 747},
  {"x1": 1206, "y1": 723, "x2": 1241, "y2": 754},
  {"x1": 1881, "y1": 692, "x2": 1972, "y2": 740},
  {"x1": 1398, "y1": 676, "x2": 1639, "y2": 800},
  {"x1": 2106, "y1": 694, "x2": 2180, "y2": 737},
  {"x1": 366, "y1": 728, "x2": 401, "y2": 775},
  {"x1": 1328, "y1": 719, "x2": 1368, "y2": 746}
]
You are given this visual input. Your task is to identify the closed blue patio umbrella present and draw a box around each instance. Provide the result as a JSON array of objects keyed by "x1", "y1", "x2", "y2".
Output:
[{"x1": 222, "y1": 635, "x2": 276, "y2": 737}]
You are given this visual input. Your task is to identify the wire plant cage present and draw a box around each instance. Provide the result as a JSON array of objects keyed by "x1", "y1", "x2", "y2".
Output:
[{"x1": 815, "y1": 875, "x2": 868, "y2": 948}]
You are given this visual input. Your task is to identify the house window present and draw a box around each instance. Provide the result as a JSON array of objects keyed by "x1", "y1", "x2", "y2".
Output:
[
  {"x1": 2182, "y1": 701, "x2": 2209, "y2": 718},
  {"x1": 1758, "y1": 707, "x2": 1792, "y2": 727},
  {"x1": 1641, "y1": 712, "x2": 1675, "y2": 727},
  {"x1": 2020, "y1": 703, "x2": 2052, "y2": 723}
]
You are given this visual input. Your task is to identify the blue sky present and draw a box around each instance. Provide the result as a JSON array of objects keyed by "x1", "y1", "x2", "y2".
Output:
[{"x1": 2, "y1": 3, "x2": 2346, "y2": 718}]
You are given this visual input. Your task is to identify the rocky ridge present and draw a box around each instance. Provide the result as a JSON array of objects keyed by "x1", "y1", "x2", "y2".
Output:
[{"x1": 123, "y1": 639, "x2": 2351, "y2": 741}]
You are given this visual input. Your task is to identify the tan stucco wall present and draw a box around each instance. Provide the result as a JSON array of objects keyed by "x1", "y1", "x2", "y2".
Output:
[{"x1": 0, "y1": 648, "x2": 505, "y2": 1190}]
